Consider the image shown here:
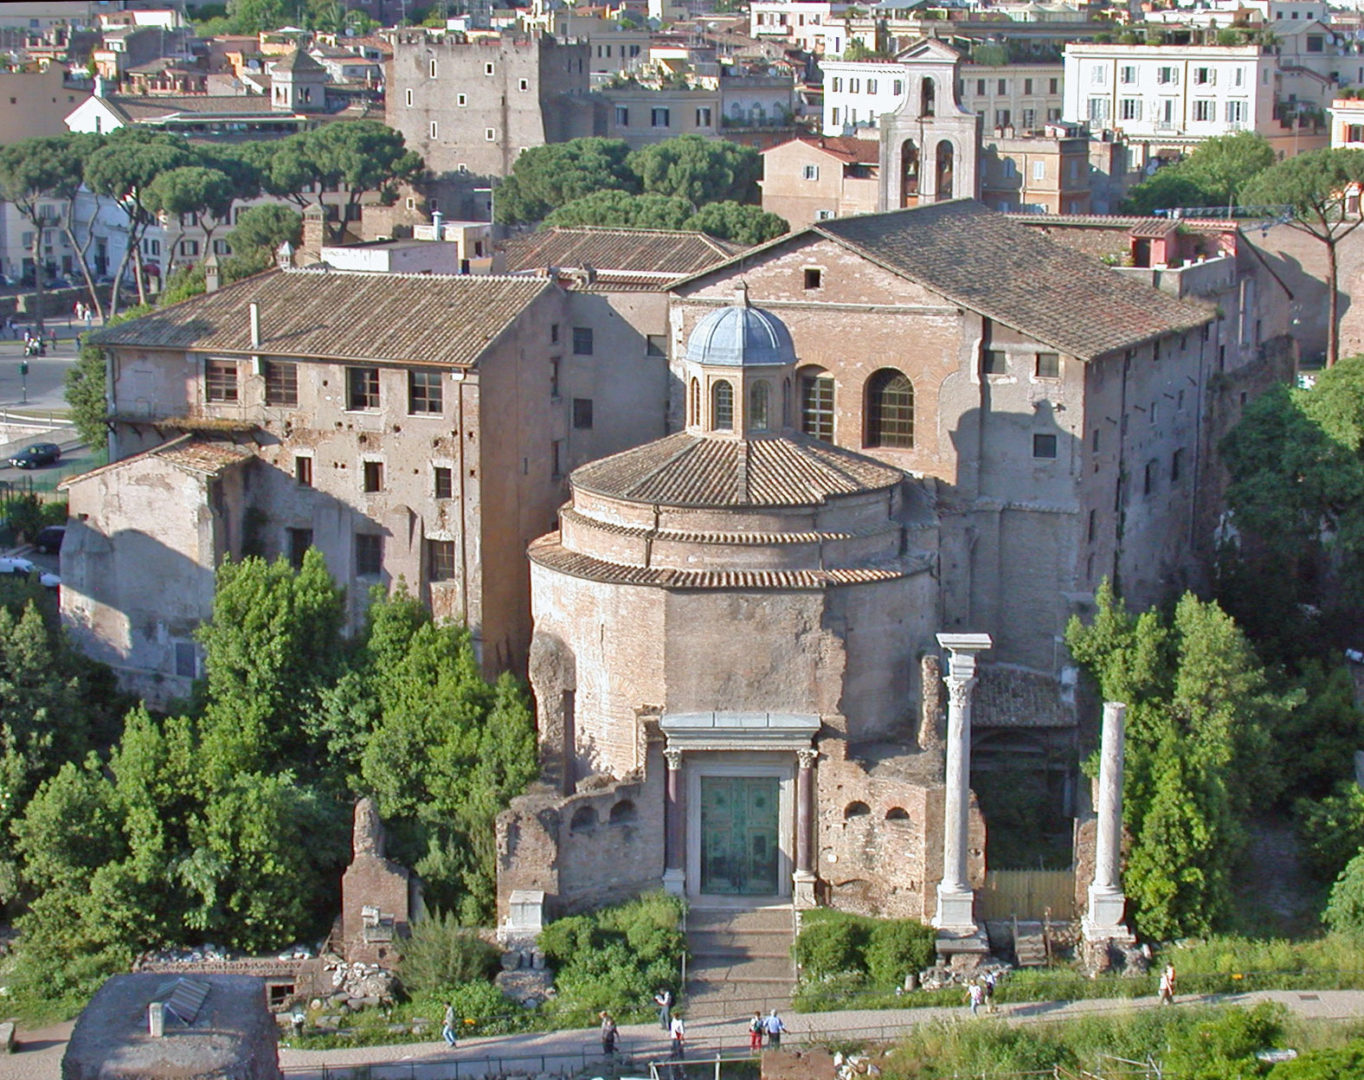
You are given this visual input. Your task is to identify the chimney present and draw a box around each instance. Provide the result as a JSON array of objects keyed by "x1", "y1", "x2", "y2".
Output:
[
  {"x1": 431, "y1": 210, "x2": 444, "y2": 239},
  {"x1": 249, "y1": 302, "x2": 261, "y2": 349},
  {"x1": 276, "y1": 240, "x2": 295, "y2": 268},
  {"x1": 301, "y1": 204, "x2": 326, "y2": 261},
  {"x1": 203, "y1": 252, "x2": 221, "y2": 293}
]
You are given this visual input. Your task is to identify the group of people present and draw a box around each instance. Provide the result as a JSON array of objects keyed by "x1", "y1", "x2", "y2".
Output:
[
  {"x1": 965, "y1": 970, "x2": 998, "y2": 1016},
  {"x1": 73, "y1": 300, "x2": 95, "y2": 329},
  {"x1": 748, "y1": 1008, "x2": 787, "y2": 1050},
  {"x1": 21, "y1": 327, "x2": 50, "y2": 356}
]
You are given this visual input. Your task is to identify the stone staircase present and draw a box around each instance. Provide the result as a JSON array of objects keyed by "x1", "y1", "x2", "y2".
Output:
[
  {"x1": 1012, "y1": 920, "x2": 1049, "y2": 967},
  {"x1": 683, "y1": 905, "x2": 797, "y2": 1020}
]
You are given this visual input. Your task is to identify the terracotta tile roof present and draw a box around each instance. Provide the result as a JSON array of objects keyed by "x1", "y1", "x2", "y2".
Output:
[
  {"x1": 60, "y1": 435, "x2": 254, "y2": 491},
  {"x1": 815, "y1": 200, "x2": 1214, "y2": 360},
  {"x1": 765, "y1": 135, "x2": 880, "y2": 165},
  {"x1": 530, "y1": 533, "x2": 920, "y2": 589},
  {"x1": 89, "y1": 270, "x2": 553, "y2": 368},
  {"x1": 502, "y1": 227, "x2": 741, "y2": 277},
  {"x1": 974, "y1": 664, "x2": 1072, "y2": 728},
  {"x1": 571, "y1": 430, "x2": 905, "y2": 508},
  {"x1": 108, "y1": 94, "x2": 281, "y2": 118}
]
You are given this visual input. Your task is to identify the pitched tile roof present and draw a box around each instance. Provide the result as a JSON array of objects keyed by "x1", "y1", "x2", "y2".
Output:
[
  {"x1": 766, "y1": 135, "x2": 880, "y2": 165},
  {"x1": 816, "y1": 201, "x2": 1213, "y2": 360},
  {"x1": 60, "y1": 435, "x2": 254, "y2": 491},
  {"x1": 90, "y1": 270, "x2": 553, "y2": 367},
  {"x1": 572, "y1": 431, "x2": 905, "y2": 508},
  {"x1": 502, "y1": 227, "x2": 741, "y2": 277}
]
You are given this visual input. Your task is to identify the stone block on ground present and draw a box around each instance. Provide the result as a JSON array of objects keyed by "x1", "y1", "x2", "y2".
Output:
[
  {"x1": 0, "y1": 1022, "x2": 12, "y2": 1053},
  {"x1": 762, "y1": 1049, "x2": 836, "y2": 1080}
]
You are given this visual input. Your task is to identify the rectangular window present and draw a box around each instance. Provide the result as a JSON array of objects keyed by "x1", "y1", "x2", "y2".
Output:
[
  {"x1": 1307, "y1": 34, "x2": 1324, "y2": 52},
  {"x1": 1226, "y1": 100, "x2": 1247, "y2": 124},
  {"x1": 616, "y1": 105, "x2": 629, "y2": 126},
  {"x1": 849, "y1": 78, "x2": 860, "y2": 93},
  {"x1": 287, "y1": 527, "x2": 313, "y2": 570},
  {"x1": 519, "y1": 77, "x2": 529, "y2": 90},
  {"x1": 1024, "y1": 78, "x2": 1033, "y2": 95},
  {"x1": 1049, "y1": 77, "x2": 1058, "y2": 94},
  {"x1": 347, "y1": 366, "x2": 379, "y2": 410},
  {"x1": 205, "y1": 358, "x2": 238, "y2": 403},
  {"x1": 430, "y1": 120, "x2": 438, "y2": 139},
  {"x1": 803, "y1": 164, "x2": 820, "y2": 181},
  {"x1": 428, "y1": 538, "x2": 457, "y2": 581},
  {"x1": 550, "y1": 357, "x2": 560, "y2": 398},
  {"x1": 457, "y1": 93, "x2": 467, "y2": 106},
  {"x1": 1035, "y1": 352, "x2": 1059, "y2": 378},
  {"x1": 362, "y1": 460, "x2": 384, "y2": 493},
  {"x1": 1143, "y1": 459, "x2": 1157, "y2": 495},
  {"x1": 651, "y1": 107, "x2": 670, "y2": 127},
  {"x1": 1156, "y1": 66, "x2": 1178, "y2": 85},
  {"x1": 804, "y1": 267, "x2": 822, "y2": 289},
  {"x1": 551, "y1": 323, "x2": 559, "y2": 344},
  {"x1": 830, "y1": 107, "x2": 840, "y2": 126},
  {"x1": 1022, "y1": 108, "x2": 1036, "y2": 130},
  {"x1": 485, "y1": 62, "x2": 495, "y2": 75},
  {"x1": 485, "y1": 127, "x2": 496, "y2": 141},
  {"x1": 573, "y1": 327, "x2": 593, "y2": 355},
  {"x1": 174, "y1": 641, "x2": 197, "y2": 679},
  {"x1": 1088, "y1": 97, "x2": 1110, "y2": 123},
  {"x1": 646, "y1": 334, "x2": 667, "y2": 356},
  {"x1": 1033, "y1": 433, "x2": 1058, "y2": 459},
  {"x1": 408, "y1": 369, "x2": 444, "y2": 414},
  {"x1": 695, "y1": 106, "x2": 711, "y2": 126},
  {"x1": 265, "y1": 361, "x2": 298, "y2": 406},
  {"x1": 997, "y1": 79, "x2": 1006, "y2": 94},
  {"x1": 180, "y1": 239, "x2": 199, "y2": 257},
  {"x1": 1091, "y1": 428, "x2": 1100, "y2": 453},
  {"x1": 1120, "y1": 65, "x2": 1136, "y2": 84},
  {"x1": 295, "y1": 455, "x2": 312, "y2": 487},
  {"x1": 832, "y1": 77, "x2": 843, "y2": 92},
  {"x1": 1032, "y1": 160, "x2": 1045, "y2": 180},
  {"x1": 994, "y1": 108, "x2": 1010, "y2": 128},
  {"x1": 573, "y1": 397, "x2": 594, "y2": 429},
  {"x1": 356, "y1": 533, "x2": 383, "y2": 577},
  {"x1": 1119, "y1": 97, "x2": 1142, "y2": 121},
  {"x1": 1193, "y1": 99, "x2": 1214, "y2": 122},
  {"x1": 434, "y1": 466, "x2": 453, "y2": 500},
  {"x1": 429, "y1": 59, "x2": 437, "y2": 78},
  {"x1": 801, "y1": 373, "x2": 834, "y2": 442},
  {"x1": 213, "y1": 239, "x2": 230, "y2": 255},
  {"x1": 1171, "y1": 447, "x2": 1184, "y2": 483},
  {"x1": 977, "y1": 78, "x2": 986, "y2": 95},
  {"x1": 405, "y1": 87, "x2": 413, "y2": 106},
  {"x1": 552, "y1": 438, "x2": 565, "y2": 478},
  {"x1": 984, "y1": 349, "x2": 1007, "y2": 375},
  {"x1": 1194, "y1": 66, "x2": 1215, "y2": 85}
]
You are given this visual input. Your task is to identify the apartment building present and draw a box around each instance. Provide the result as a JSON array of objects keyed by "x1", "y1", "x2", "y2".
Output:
[{"x1": 749, "y1": 0, "x2": 848, "y2": 54}]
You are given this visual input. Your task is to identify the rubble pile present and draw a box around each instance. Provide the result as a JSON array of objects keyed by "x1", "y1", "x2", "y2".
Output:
[
  {"x1": 494, "y1": 947, "x2": 555, "y2": 1008},
  {"x1": 834, "y1": 1052, "x2": 883, "y2": 1080},
  {"x1": 135, "y1": 944, "x2": 234, "y2": 967},
  {"x1": 323, "y1": 956, "x2": 397, "y2": 1009}
]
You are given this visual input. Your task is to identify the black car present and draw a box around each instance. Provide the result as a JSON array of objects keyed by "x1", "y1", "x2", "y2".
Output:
[
  {"x1": 33, "y1": 525, "x2": 65, "y2": 553},
  {"x1": 9, "y1": 443, "x2": 61, "y2": 469}
]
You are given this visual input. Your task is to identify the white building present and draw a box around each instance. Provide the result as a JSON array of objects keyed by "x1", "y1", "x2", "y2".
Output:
[
  {"x1": 1062, "y1": 42, "x2": 1329, "y2": 157},
  {"x1": 1330, "y1": 95, "x2": 1364, "y2": 147},
  {"x1": 750, "y1": 0, "x2": 849, "y2": 54}
]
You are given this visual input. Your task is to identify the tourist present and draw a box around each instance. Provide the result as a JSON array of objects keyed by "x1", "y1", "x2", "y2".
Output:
[
  {"x1": 442, "y1": 1001, "x2": 457, "y2": 1046},
  {"x1": 655, "y1": 986, "x2": 673, "y2": 1030},
  {"x1": 966, "y1": 980, "x2": 984, "y2": 1017},
  {"x1": 600, "y1": 1011, "x2": 618, "y2": 1056},
  {"x1": 748, "y1": 1010, "x2": 765, "y2": 1052},
  {"x1": 765, "y1": 1008, "x2": 786, "y2": 1048},
  {"x1": 1159, "y1": 963, "x2": 1176, "y2": 1005},
  {"x1": 983, "y1": 970, "x2": 997, "y2": 1013},
  {"x1": 669, "y1": 1012, "x2": 685, "y2": 1059}
]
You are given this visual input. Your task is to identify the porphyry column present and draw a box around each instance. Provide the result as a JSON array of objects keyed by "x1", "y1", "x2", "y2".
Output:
[
  {"x1": 662, "y1": 748, "x2": 685, "y2": 896},
  {"x1": 793, "y1": 748, "x2": 818, "y2": 907},
  {"x1": 1084, "y1": 701, "x2": 1132, "y2": 940},
  {"x1": 933, "y1": 632, "x2": 992, "y2": 934}
]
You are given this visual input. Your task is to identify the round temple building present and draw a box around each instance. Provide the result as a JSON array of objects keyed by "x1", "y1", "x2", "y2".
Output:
[{"x1": 497, "y1": 288, "x2": 984, "y2": 936}]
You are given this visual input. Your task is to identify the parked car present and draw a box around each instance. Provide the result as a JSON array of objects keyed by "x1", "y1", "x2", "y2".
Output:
[
  {"x1": 0, "y1": 555, "x2": 35, "y2": 575},
  {"x1": 39, "y1": 570, "x2": 59, "y2": 589},
  {"x1": 9, "y1": 443, "x2": 61, "y2": 469},
  {"x1": 33, "y1": 525, "x2": 65, "y2": 553},
  {"x1": 43, "y1": 277, "x2": 71, "y2": 290}
]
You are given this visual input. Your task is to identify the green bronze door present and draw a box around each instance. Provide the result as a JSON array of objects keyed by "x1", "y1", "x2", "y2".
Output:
[{"x1": 699, "y1": 776, "x2": 780, "y2": 895}]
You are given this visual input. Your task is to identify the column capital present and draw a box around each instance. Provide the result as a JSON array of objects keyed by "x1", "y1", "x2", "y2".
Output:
[
  {"x1": 796, "y1": 748, "x2": 819, "y2": 769},
  {"x1": 664, "y1": 748, "x2": 683, "y2": 771},
  {"x1": 944, "y1": 675, "x2": 975, "y2": 710},
  {"x1": 936, "y1": 632, "x2": 993, "y2": 682}
]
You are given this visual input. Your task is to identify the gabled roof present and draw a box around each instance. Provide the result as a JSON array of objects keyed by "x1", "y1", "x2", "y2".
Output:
[
  {"x1": 60, "y1": 434, "x2": 255, "y2": 491},
  {"x1": 90, "y1": 269, "x2": 554, "y2": 368},
  {"x1": 893, "y1": 36, "x2": 965, "y2": 62},
  {"x1": 673, "y1": 200, "x2": 1213, "y2": 361},
  {"x1": 273, "y1": 47, "x2": 327, "y2": 74},
  {"x1": 764, "y1": 135, "x2": 880, "y2": 165},
  {"x1": 502, "y1": 227, "x2": 741, "y2": 277}
]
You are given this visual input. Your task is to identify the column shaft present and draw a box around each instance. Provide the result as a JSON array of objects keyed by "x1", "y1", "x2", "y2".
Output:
[
  {"x1": 664, "y1": 752, "x2": 683, "y2": 872},
  {"x1": 1093, "y1": 702, "x2": 1127, "y2": 893},
  {"x1": 941, "y1": 675, "x2": 974, "y2": 895},
  {"x1": 796, "y1": 754, "x2": 814, "y2": 874}
]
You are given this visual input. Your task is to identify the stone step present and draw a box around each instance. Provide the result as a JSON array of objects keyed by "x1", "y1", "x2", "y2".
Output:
[
  {"x1": 689, "y1": 929, "x2": 792, "y2": 953},
  {"x1": 687, "y1": 907, "x2": 795, "y2": 934},
  {"x1": 689, "y1": 956, "x2": 795, "y2": 981},
  {"x1": 683, "y1": 979, "x2": 796, "y2": 1020}
]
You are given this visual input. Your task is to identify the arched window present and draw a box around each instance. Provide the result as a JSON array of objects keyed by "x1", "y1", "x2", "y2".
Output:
[
  {"x1": 866, "y1": 368, "x2": 915, "y2": 448},
  {"x1": 689, "y1": 377, "x2": 700, "y2": 426},
  {"x1": 844, "y1": 801, "x2": 871, "y2": 819},
  {"x1": 749, "y1": 381, "x2": 770, "y2": 431},
  {"x1": 712, "y1": 380, "x2": 734, "y2": 431},
  {"x1": 610, "y1": 799, "x2": 637, "y2": 824},
  {"x1": 900, "y1": 140, "x2": 919, "y2": 206},
  {"x1": 799, "y1": 367, "x2": 834, "y2": 441},
  {"x1": 921, "y1": 76, "x2": 935, "y2": 117},
  {"x1": 782, "y1": 378, "x2": 792, "y2": 427},
  {"x1": 936, "y1": 140, "x2": 954, "y2": 200},
  {"x1": 886, "y1": 806, "x2": 910, "y2": 822},
  {"x1": 570, "y1": 806, "x2": 597, "y2": 833}
]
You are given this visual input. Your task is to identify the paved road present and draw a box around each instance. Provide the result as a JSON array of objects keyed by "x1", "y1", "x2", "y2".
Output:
[
  {"x1": 0, "y1": 321, "x2": 84, "y2": 414},
  {"x1": 4, "y1": 989, "x2": 1363, "y2": 1080}
]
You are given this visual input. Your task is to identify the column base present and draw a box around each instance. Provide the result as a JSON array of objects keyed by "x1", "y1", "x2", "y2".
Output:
[
  {"x1": 934, "y1": 926, "x2": 990, "y2": 965},
  {"x1": 1083, "y1": 887, "x2": 1132, "y2": 942},
  {"x1": 662, "y1": 868, "x2": 685, "y2": 897},
  {"x1": 793, "y1": 870, "x2": 817, "y2": 909},
  {"x1": 932, "y1": 888, "x2": 978, "y2": 935}
]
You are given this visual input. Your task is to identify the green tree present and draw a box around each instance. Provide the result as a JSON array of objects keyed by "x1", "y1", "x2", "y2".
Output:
[
  {"x1": 1325, "y1": 849, "x2": 1364, "y2": 935},
  {"x1": 145, "y1": 166, "x2": 236, "y2": 276},
  {"x1": 627, "y1": 134, "x2": 762, "y2": 206},
  {"x1": 687, "y1": 201, "x2": 788, "y2": 245},
  {"x1": 310, "y1": 121, "x2": 423, "y2": 229},
  {"x1": 495, "y1": 138, "x2": 638, "y2": 224},
  {"x1": 542, "y1": 190, "x2": 695, "y2": 231},
  {"x1": 1180, "y1": 131, "x2": 1275, "y2": 208},
  {"x1": 228, "y1": 203, "x2": 303, "y2": 256},
  {"x1": 66, "y1": 305, "x2": 153, "y2": 450},
  {"x1": 1240, "y1": 147, "x2": 1364, "y2": 366},
  {"x1": 226, "y1": 0, "x2": 288, "y2": 33},
  {"x1": 1121, "y1": 167, "x2": 1209, "y2": 215}
]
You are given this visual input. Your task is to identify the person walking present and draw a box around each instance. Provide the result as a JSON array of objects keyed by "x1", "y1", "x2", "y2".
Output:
[
  {"x1": 600, "y1": 1011, "x2": 618, "y2": 1057},
  {"x1": 748, "y1": 1010, "x2": 765, "y2": 1052},
  {"x1": 966, "y1": 980, "x2": 984, "y2": 1017},
  {"x1": 441, "y1": 1001, "x2": 458, "y2": 1047},
  {"x1": 983, "y1": 970, "x2": 997, "y2": 1013},
  {"x1": 765, "y1": 1008, "x2": 786, "y2": 1048},
  {"x1": 669, "y1": 1013, "x2": 686, "y2": 1059},
  {"x1": 655, "y1": 987, "x2": 673, "y2": 1031},
  {"x1": 1159, "y1": 963, "x2": 1176, "y2": 1005}
]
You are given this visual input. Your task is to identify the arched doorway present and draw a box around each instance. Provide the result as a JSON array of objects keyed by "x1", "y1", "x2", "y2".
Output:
[
  {"x1": 921, "y1": 77, "x2": 935, "y2": 118},
  {"x1": 936, "y1": 140, "x2": 954, "y2": 200},
  {"x1": 900, "y1": 140, "x2": 919, "y2": 207}
]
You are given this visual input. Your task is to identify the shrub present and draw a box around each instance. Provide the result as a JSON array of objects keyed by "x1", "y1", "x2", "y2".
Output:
[
  {"x1": 1267, "y1": 1041, "x2": 1364, "y2": 1080},
  {"x1": 795, "y1": 912, "x2": 868, "y2": 978},
  {"x1": 1327, "y1": 853, "x2": 1364, "y2": 937},
  {"x1": 1164, "y1": 1002, "x2": 1286, "y2": 1080},
  {"x1": 396, "y1": 909, "x2": 500, "y2": 997},
  {"x1": 865, "y1": 919, "x2": 936, "y2": 989},
  {"x1": 1297, "y1": 784, "x2": 1364, "y2": 880}
]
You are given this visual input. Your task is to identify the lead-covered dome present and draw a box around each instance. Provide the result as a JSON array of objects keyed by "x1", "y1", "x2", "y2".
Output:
[{"x1": 685, "y1": 289, "x2": 796, "y2": 368}]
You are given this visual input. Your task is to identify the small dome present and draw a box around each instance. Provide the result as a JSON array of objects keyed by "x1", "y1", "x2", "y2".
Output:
[{"x1": 686, "y1": 288, "x2": 796, "y2": 368}]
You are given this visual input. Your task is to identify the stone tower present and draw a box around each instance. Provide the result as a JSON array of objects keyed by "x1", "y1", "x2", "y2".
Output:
[
  {"x1": 878, "y1": 38, "x2": 981, "y2": 208},
  {"x1": 271, "y1": 48, "x2": 328, "y2": 112}
]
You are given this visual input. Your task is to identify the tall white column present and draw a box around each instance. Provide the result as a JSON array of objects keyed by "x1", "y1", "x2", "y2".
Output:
[
  {"x1": 1085, "y1": 701, "x2": 1131, "y2": 939},
  {"x1": 933, "y1": 632, "x2": 991, "y2": 934}
]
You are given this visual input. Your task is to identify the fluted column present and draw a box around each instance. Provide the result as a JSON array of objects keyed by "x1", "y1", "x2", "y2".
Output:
[
  {"x1": 933, "y1": 633, "x2": 991, "y2": 934},
  {"x1": 1084, "y1": 701, "x2": 1131, "y2": 938},
  {"x1": 662, "y1": 748, "x2": 685, "y2": 896},
  {"x1": 793, "y1": 748, "x2": 817, "y2": 907}
]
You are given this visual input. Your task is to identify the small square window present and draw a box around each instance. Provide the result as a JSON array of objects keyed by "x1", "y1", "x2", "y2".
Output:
[
  {"x1": 1035, "y1": 352, "x2": 1059, "y2": 378},
  {"x1": 803, "y1": 164, "x2": 820, "y2": 181},
  {"x1": 295, "y1": 455, "x2": 313, "y2": 487},
  {"x1": 356, "y1": 533, "x2": 383, "y2": 577},
  {"x1": 347, "y1": 366, "x2": 380, "y2": 410},
  {"x1": 519, "y1": 77, "x2": 529, "y2": 90},
  {"x1": 1033, "y1": 433, "x2": 1058, "y2": 459},
  {"x1": 457, "y1": 93, "x2": 467, "y2": 106},
  {"x1": 485, "y1": 62, "x2": 495, "y2": 75},
  {"x1": 434, "y1": 466, "x2": 453, "y2": 500},
  {"x1": 363, "y1": 460, "x2": 384, "y2": 493},
  {"x1": 573, "y1": 327, "x2": 593, "y2": 355},
  {"x1": 429, "y1": 538, "x2": 457, "y2": 581},
  {"x1": 984, "y1": 350, "x2": 1007, "y2": 375},
  {"x1": 408, "y1": 369, "x2": 444, "y2": 414},
  {"x1": 205, "y1": 358, "x2": 238, "y2": 403},
  {"x1": 485, "y1": 127, "x2": 496, "y2": 141},
  {"x1": 573, "y1": 397, "x2": 594, "y2": 429},
  {"x1": 804, "y1": 268, "x2": 822, "y2": 289},
  {"x1": 265, "y1": 361, "x2": 298, "y2": 406},
  {"x1": 646, "y1": 334, "x2": 667, "y2": 357}
]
